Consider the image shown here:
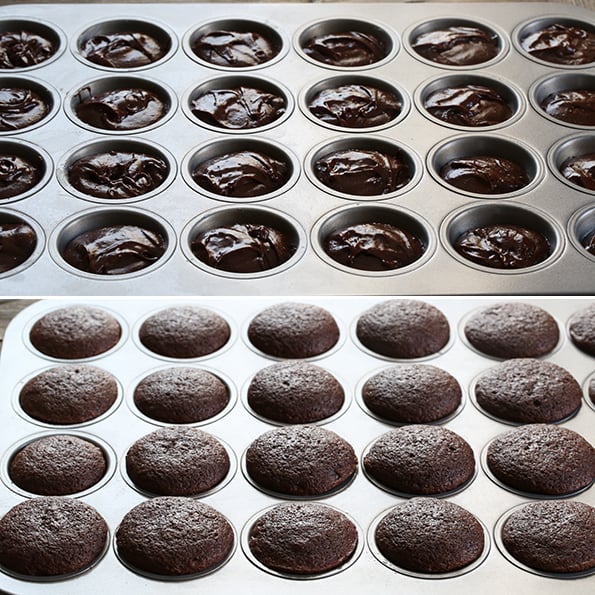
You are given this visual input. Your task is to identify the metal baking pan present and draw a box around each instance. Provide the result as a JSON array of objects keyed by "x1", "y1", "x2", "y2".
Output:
[
  {"x1": 0, "y1": 296, "x2": 592, "y2": 593},
  {"x1": 0, "y1": 3, "x2": 593, "y2": 295}
]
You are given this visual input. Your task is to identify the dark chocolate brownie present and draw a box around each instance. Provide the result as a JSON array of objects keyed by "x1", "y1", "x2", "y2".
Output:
[
  {"x1": 245, "y1": 425, "x2": 357, "y2": 496},
  {"x1": 486, "y1": 424, "x2": 594, "y2": 495},
  {"x1": 501, "y1": 500, "x2": 595, "y2": 573},
  {"x1": 248, "y1": 502, "x2": 358, "y2": 575},
  {"x1": 247, "y1": 302, "x2": 340, "y2": 359},
  {"x1": 116, "y1": 497, "x2": 234, "y2": 576},
  {"x1": 355, "y1": 300, "x2": 450, "y2": 359},
  {"x1": 463, "y1": 302, "x2": 560, "y2": 359},
  {"x1": 125, "y1": 426, "x2": 230, "y2": 496},
  {"x1": 361, "y1": 364, "x2": 462, "y2": 423},
  {"x1": 19, "y1": 364, "x2": 119, "y2": 424},
  {"x1": 375, "y1": 497, "x2": 485, "y2": 573},
  {"x1": 474, "y1": 358, "x2": 582, "y2": 423},
  {"x1": 0, "y1": 496, "x2": 108, "y2": 576},
  {"x1": 29, "y1": 306, "x2": 121, "y2": 359},
  {"x1": 133, "y1": 367, "x2": 229, "y2": 424},
  {"x1": 568, "y1": 303, "x2": 595, "y2": 357},
  {"x1": 138, "y1": 305, "x2": 231, "y2": 358},
  {"x1": 247, "y1": 361, "x2": 344, "y2": 423},
  {"x1": 363, "y1": 425, "x2": 475, "y2": 495},
  {"x1": 9, "y1": 434, "x2": 107, "y2": 496}
]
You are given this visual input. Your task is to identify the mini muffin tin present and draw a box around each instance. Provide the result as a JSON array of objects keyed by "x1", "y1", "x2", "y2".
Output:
[
  {"x1": 0, "y1": 297, "x2": 592, "y2": 593},
  {"x1": 0, "y1": 3, "x2": 593, "y2": 294}
]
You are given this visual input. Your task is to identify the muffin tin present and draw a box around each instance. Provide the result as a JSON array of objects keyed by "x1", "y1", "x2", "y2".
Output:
[
  {"x1": 0, "y1": 2, "x2": 593, "y2": 294},
  {"x1": 0, "y1": 297, "x2": 592, "y2": 593}
]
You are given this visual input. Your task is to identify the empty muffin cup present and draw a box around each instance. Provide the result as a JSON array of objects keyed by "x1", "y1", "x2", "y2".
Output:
[
  {"x1": 295, "y1": 18, "x2": 397, "y2": 70},
  {"x1": 441, "y1": 203, "x2": 563, "y2": 273},
  {"x1": 428, "y1": 134, "x2": 543, "y2": 198},
  {"x1": 568, "y1": 204, "x2": 595, "y2": 261},
  {"x1": 0, "y1": 139, "x2": 52, "y2": 201},
  {"x1": 50, "y1": 207, "x2": 175, "y2": 278},
  {"x1": 548, "y1": 133, "x2": 595, "y2": 194},
  {"x1": 57, "y1": 138, "x2": 175, "y2": 203},
  {"x1": 181, "y1": 205, "x2": 306, "y2": 278},
  {"x1": 73, "y1": 18, "x2": 176, "y2": 71},
  {"x1": 184, "y1": 19, "x2": 286, "y2": 70},
  {"x1": 0, "y1": 208, "x2": 44, "y2": 277},
  {"x1": 65, "y1": 76, "x2": 176, "y2": 134}
]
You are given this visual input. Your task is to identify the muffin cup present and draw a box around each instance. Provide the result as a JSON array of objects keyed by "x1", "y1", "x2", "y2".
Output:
[
  {"x1": 64, "y1": 75, "x2": 177, "y2": 134},
  {"x1": 0, "y1": 208, "x2": 44, "y2": 278},
  {"x1": 568, "y1": 204, "x2": 595, "y2": 262},
  {"x1": 548, "y1": 133, "x2": 595, "y2": 195},
  {"x1": 311, "y1": 203, "x2": 435, "y2": 276},
  {"x1": 583, "y1": 371, "x2": 595, "y2": 413}
]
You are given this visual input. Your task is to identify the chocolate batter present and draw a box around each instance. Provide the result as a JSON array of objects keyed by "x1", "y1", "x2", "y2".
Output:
[
  {"x1": 540, "y1": 90, "x2": 595, "y2": 126},
  {"x1": 81, "y1": 32, "x2": 166, "y2": 68},
  {"x1": 521, "y1": 23, "x2": 595, "y2": 66},
  {"x1": 0, "y1": 30, "x2": 55, "y2": 68},
  {"x1": 0, "y1": 154, "x2": 41, "y2": 198},
  {"x1": 560, "y1": 152, "x2": 595, "y2": 190},
  {"x1": 0, "y1": 222, "x2": 36, "y2": 272},
  {"x1": 302, "y1": 30, "x2": 386, "y2": 67},
  {"x1": 192, "y1": 30, "x2": 279, "y2": 67},
  {"x1": 0, "y1": 87, "x2": 48, "y2": 130}
]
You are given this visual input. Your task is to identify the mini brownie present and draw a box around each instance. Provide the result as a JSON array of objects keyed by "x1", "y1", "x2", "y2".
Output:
[
  {"x1": 19, "y1": 364, "x2": 119, "y2": 425},
  {"x1": 245, "y1": 425, "x2": 357, "y2": 496},
  {"x1": 138, "y1": 305, "x2": 231, "y2": 358},
  {"x1": 463, "y1": 302, "x2": 559, "y2": 359},
  {"x1": 125, "y1": 426, "x2": 230, "y2": 496},
  {"x1": 568, "y1": 303, "x2": 595, "y2": 357},
  {"x1": 355, "y1": 300, "x2": 450, "y2": 359},
  {"x1": 474, "y1": 358, "x2": 582, "y2": 423},
  {"x1": 0, "y1": 496, "x2": 108, "y2": 577},
  {"x1": 374, "y1": 497, "x2": 485, "y2": 574},
  {"x1": 133, "y1": 367, "x2": 229, "y2": 424},
  {"x1": 361, "y1": 364, "x2": 462, "y2": 423},
  {"x1": 29, "y1": 305, "x2": 121, "y2": 359},
  {"x1": 116, "y1": 497, "x2": 234, "y2": 576},
  {"x1": 9, "y1": 434, "x2": 107, "y2": 496},
  {"x1": 486, "y1": 424, "x2": 594, "y2": 495},
  {"x1": 247, "y1": 361, "x2": 344, "y2": 423},
  {"x1": 363, "y1": 425, "x2": 475, "y2": 495},
  {"x1": 248, "y1": 502, "x2": 358, "y2": 575},
  {"x1": 501, "y1": 500, "x2": 595, "y2": 573},
  {"x1": 247, "y1": 302, "x2": 340, "y2": 359}
]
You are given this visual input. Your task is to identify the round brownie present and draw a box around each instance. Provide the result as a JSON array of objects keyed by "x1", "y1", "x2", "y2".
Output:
[
  {"x1": 29, "y1": 306, "x2": 121, "y2": 359},
  {"x1": 247, "y1": 302, "x2": 340, "y2": 359},
  {"x1": 245, "y1": 425, "x2": 357, "y2": 497},
  {"x1": 486, "y1": 424, "x2": 594, "y2": 495},
  {"x1": 248, "y1": 502, "x2": 358, "y2": 575},
  {"x1": 247, "y1": 361, "x2": 344, "y2": 424},
  {"x1": 355, "y1": 300, "x2": 450, "y2": 359},
  {"x1": 363, "y1": 425, "x2": 475, "y2": 495},
  {"x1": 125, "y1": 426, "x2": 230, "y2": 496},
  {"x1": 9, "y1": 434, "x2": 107, "y2": 496},
  {"x1": 116, "y1": 497, "x2": 234, "y2": 576},
  {"x1": 138, "y1": 305, "x2": 231, "y2": 358},
  {"x1": 361, "y1": 364, "x2": 462, "y2": 423},
  {"x1": 133, "y1": 367, "x2": 229, "y2": 424},
  {"x1": 0, "y1": 496, "x2": 108, "y2": 577},
  {"x1": 374, "y1": 497, "x2": 485, "y2": 574},
  {"x1": 568, "y1": 303, "x2": 595, "y2": 357},
  {"x1": 501, "y1": 500, "x2": 595, "y2": 574},
  {"x1": 19, "y1": 364, "x2": 119, "y2": 424},
  {"x1": 474, "y1": 358, "x2": 582, "y2": 423},
  {"x1": 463, "y1": 302, "x2": 559, "y2": 359}
]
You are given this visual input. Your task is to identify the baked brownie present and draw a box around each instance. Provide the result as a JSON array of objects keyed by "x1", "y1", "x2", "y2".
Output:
[
  {"x1": 29, "y1": 305, "x2": 121, "y2": 359},
  {"x1": 248, "y1": 502, "x2": 358, "y2": 575},
  {"x1": 361, "y1": 364, "x2": 462, "y2": 423},
  {"x1": 363, "y1": 425, "x2": 475, "y2": 495},
  {"x1": 374, "y1": 497, "x2": 485, "y2": 574},
  {"x1": 474, "y1": 358, "x2": 582, "y2": 423},
  {"x1": 486, "y1": 424, "x2": 594, "y2": 495},
  {"x1": 245, "y1": 425, "x2": 357, "y2": 496},
  {"x1": 247, "y1": 361, "x2": 344, "y2": 424},
  {"x1": 568, "y1": 303, "x2": 595, "y2": 356},
  {"x1": 463, "y1": 302, "x2": 559, "y2": 359},
  {"x1": 9, "y1": 434, "x2": 107, "y2": 496},
  {"x1": 133, "y1": 367, "x2": 229, "y2": 424},
  {"x1": 116, "y1": 497, "x2": 234, "y2": 576},
  {"x1": 125, "y1": 426, "x2": 230, "y2": 496},
  {"x1": 0, "y1": 496, "x2": 108, "y2": 576},
  {"x1": 355, "y1": 300, "x2": 450, "y2": 359},
  {"x1": 247, "y1": 302, "x2": 340, "y2": 359},
  {"x1": 19, "y1": 364, "x2": 118, "y2": 425},
  {"x1": 501, "y1": 500, "x2": 595, "y2": 573},
  {"x1": 138, "y1": 305, "x2": 230, "y2": 358}
]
